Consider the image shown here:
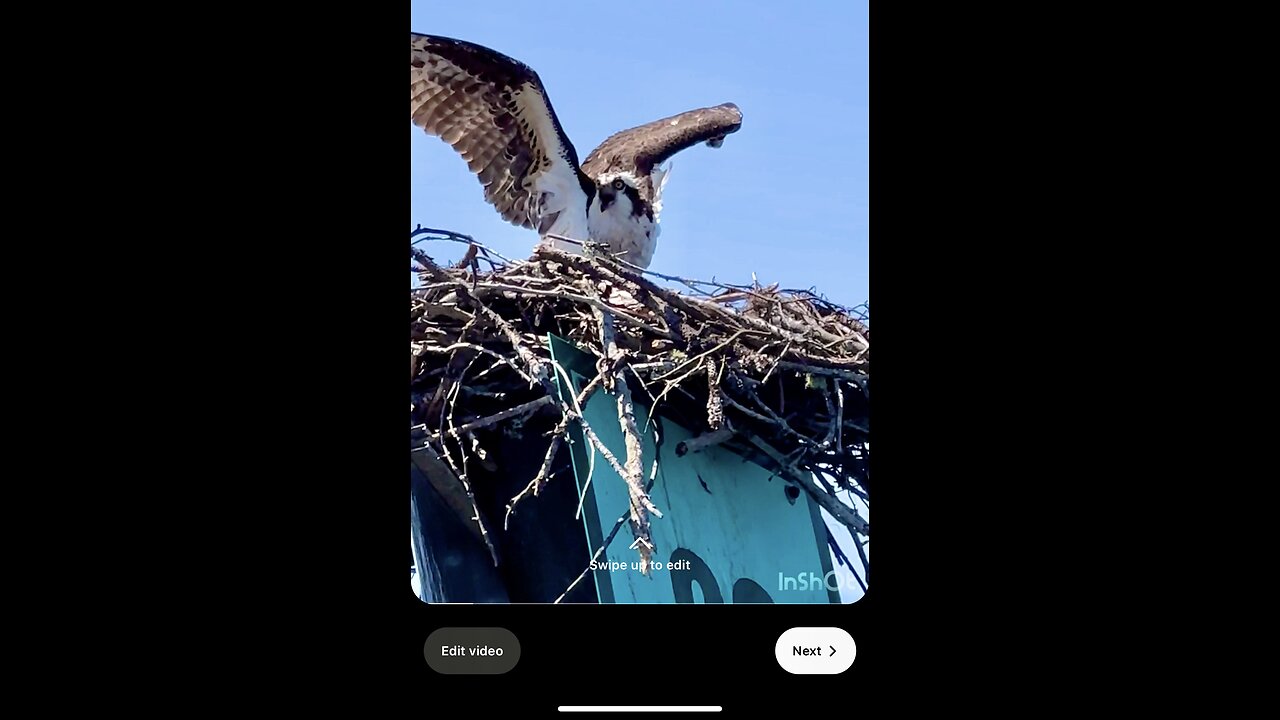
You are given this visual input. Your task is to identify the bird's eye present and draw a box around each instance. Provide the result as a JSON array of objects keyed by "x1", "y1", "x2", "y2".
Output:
[{"x1": 612, "y1": 179, "x2": 625, "y2": 191}]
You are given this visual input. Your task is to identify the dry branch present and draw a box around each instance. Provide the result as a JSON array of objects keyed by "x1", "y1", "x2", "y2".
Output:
[
  {"x1": 675, "y1": 427, "x2": 735, "y2": 457},
  {"x1": 428, "y1": 395, "x2": 555, "y2": 442},
  {"x1": 594, "y1": 304, "x2": 660, "y2": 573}
]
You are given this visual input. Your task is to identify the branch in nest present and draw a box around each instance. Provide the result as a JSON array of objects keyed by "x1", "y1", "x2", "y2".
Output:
[
  {"x1": 553, "y1": 500, "x2": 630, "y2": 604},
  {"x1": 503, "y1": 362, "x2": 614, "y2": 528},
  {"x1": 421, "y1": 433, "x2": 500, "y2": 566},
  {"x1": 719, "y1": 391, "x2": 777, "y2": 425},
  {"x1": 411, "y1": 225, "x2": 473, "y2": 243},
  {"x1": 705, "y1": 356, "x2": 725, "y2": 430},
  {"x1": 834, "y1": 379, "x2": 844, "y2": 452},
  {"x1": 412, "y1": 445, "x2": 489, "y2": 551},
  {"x1": 745, "y1": 433, "x2": 869, "y2": 537},
  {"x1": 456, "y1": 286, "x2": 548, "y2": 382},
  {"x1": 759, "y1": 340, "x2": 792, "y2": 385},
  {"x1": 752, "y1": 290, "x2": 867, "y2": 353},
  {"x1": 459, "y1": 316, "x2": 643, "y2": 505},
  {"x1": 675, "y1": 427, "x2": 735, "y2": 457},
  {"x1": 474, "y1": 282, "x2": 672, "y2": 338},
  {"x1": 651, "y1": 329, "x2": 758, "y2": 384},
  {"x1": 724, "y1": 369, "x2": 814, "y2": 447},
  {"x1": 534, "y1": 246, "x2": 712, "y2": 327},
  {"x1": 454, "y1": 242, "x2": 478, "y2": 270},
  {"x1": 630, "y1": 360, "x2": 678, "y2": 374},
  {"x1": 776, "y1": 361, "x2": 869, "y2": 387},
  {"x1": 427, "y1": 395, "x2": 555, "y2": 442},
  {"x1": 851, "y1": 528, "x2": 870, "y2": 587},
  {"x1": 418, "y1": 342, "x2": 538, "y2": 386},
  {"x1": 644, "y1": 362, "x2": 705, "y2": 433},
  {"x1": 411, "y1": 246, "x2": 448, "y2": 282},
  {"x1": 412, "y1": 226, "x2": 526, "y2": 268},
  {"x1": 594, "y1": 304, "x2": 661, "y2": 573},
  {"x1": 821, "y1": 384, "x2": 838, "y2": 449},
  {"x1": 415, "y1": 302, "x2": 474, "y2": 322},
  {"x1": 503, "y1": 433, "x2": 564, "y2": 531},
  {"x1": 553, "y1": 441, "x2": 664, "y2": 604}
]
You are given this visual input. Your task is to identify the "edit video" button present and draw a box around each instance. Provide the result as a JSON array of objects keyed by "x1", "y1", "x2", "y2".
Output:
[
  {"x1": 775, "y1": 627, "x2": 856, "y2": 674},
  {"x1": 424, "y1": 627, "x2": 521, "y2": 674}
]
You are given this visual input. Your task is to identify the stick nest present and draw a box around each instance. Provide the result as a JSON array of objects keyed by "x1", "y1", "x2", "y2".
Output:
[{"x1": 411, "y1": 227, "x2": 870, "y2": 574}]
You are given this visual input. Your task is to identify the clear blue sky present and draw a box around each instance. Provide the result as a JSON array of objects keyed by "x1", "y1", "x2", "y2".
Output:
[{"x1": 411, "y1": 0, "x2": 868, "y2": 309}]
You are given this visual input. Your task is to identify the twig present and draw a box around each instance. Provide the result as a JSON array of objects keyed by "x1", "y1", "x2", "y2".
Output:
[
  {"x1": 411, "y1": 225, "x2": 473, "y2": 243},
  {"x1": 428, "y1": 395, "x2": 555, "y2": 441},
  {"x1": 776, "y1": 361, "x2": 870, "y2": 386},
  {"x1": 553, "y1": 505, "x2": 629, "y2": 604},
  {"x1": 416, "y1": 302, "x2": 474, "y2": 322},
  {"x1": 745, "y1": 433, "x2": 869, "y2": 536},
  {"x1": 843, "y1": 481, "x2": 869, "y2": 502},
  {"x1": 652, "y1": 329, "x2": 755, "y2": 383},
  {"x1": 554, "y1": 450, "x2": 662, "y2": 604},
  {"x1": 759, "y1": 340, "x2": 791, "y2": 386},
  {"x1": 457, "y1": 286, "x2": 548, "y2": 382},
  {"x1": 594, "y1": 304, "x2": 660, "y2": 572},
  {"x1": 503, "y1": 433, "x2": 564, "y2": 530},
  {"x1": 720, "y1": 392, "x2": 776, "y2": 425},
  {"x1": 417, "y1": 343, "x2": 537, "y2": 386},
  {"x1": 412, "y1": 226, "x2": 525, "y2": 267},
  {"x1": 706, "y1": 357, "x2": 725, "y2": 430},
  {"x1": 728, "y1": 370, "x2": 814, "y2": 447},
  {"x1": 675, "y1": 427, "x2": 735, "y2": 456},
  {"x1": 852, "y1": 530, "x2": 869, "y2": 588},
  {"x1": 630, "y1": 361, "x2": 678, "y2": 374},
  {"x1": 645, "y1": 363, "x2": 705, "y2": 433},
  {"x1": 474, "y1": 283, "x2": 672, "y2": 338},
  {"x1": 504, "y1": 366, "x2": 613, "y2": 528},
  {"x1": 834, "y1": 379, "x2": 844, "y2": 453},
  {"x1": 412, "y1": 248, "x2": 449, "y2": 284},
  {"x1": 436, "y1": 351, "x2": 499, "y2": 566},
  {"x1": 821, "y1": 386, "x2": 838, "y2": 449}
]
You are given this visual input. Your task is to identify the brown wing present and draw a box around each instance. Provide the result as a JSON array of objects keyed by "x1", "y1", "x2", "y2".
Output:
[
  {"x1": 411, "y1": 33, "x2": 593, "y2": 230},
  {"x1": 581, "y1": 103, "x2": 744, "y2": 191}
]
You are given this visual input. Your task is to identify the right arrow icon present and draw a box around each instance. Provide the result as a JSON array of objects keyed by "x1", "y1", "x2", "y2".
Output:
[{"x1": 830, "y1": 646, "x2": 837, "y2": 656}]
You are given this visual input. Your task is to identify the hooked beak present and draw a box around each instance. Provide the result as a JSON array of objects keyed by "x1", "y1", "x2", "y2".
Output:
[{"x1": 598, "y1": 185, "x2": 616, "y2": 210}]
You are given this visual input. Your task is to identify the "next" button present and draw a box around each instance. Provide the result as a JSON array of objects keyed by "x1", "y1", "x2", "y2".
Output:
[{"x1": 776, "y1": 628, "x2": 855, "y2": 674}]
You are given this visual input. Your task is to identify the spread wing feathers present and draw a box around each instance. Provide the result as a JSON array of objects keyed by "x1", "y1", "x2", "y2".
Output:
[
  {"x1": 581, "y1": 103, "x2": 743, "y2": 202},
  {"x1": 410, "y1": 33, "x2": 593, "y2": 232}
]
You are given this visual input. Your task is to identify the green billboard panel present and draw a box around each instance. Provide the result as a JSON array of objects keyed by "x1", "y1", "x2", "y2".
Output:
[{"x1": 549, "y1": 334, "x2": 838, "y2": 604}]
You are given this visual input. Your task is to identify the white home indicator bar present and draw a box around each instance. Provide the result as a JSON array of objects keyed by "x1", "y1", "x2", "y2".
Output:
[{"x1": 558, "y1": 707, "x2": 722, "y2": 713}]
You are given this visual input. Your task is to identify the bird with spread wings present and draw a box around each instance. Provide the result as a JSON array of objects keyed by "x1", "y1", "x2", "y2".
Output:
[{"x1": 411, "y1": 32, "x2": 742, "y2": 270}]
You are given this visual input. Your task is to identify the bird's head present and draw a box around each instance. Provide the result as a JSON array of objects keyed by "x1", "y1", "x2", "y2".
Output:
[{"x1": 595, "y1": 173, "x2": 644, "y2": 216}]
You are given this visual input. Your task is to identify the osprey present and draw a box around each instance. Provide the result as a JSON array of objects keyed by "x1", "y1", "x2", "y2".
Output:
[{"x1": 411, "y1": 32, "x2": 743, "y2": 269}]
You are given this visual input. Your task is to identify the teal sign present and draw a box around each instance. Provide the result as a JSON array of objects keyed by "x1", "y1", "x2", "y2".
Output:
[{"x1": 550, "y1": 335, "x2": 838, "y2": 604}]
